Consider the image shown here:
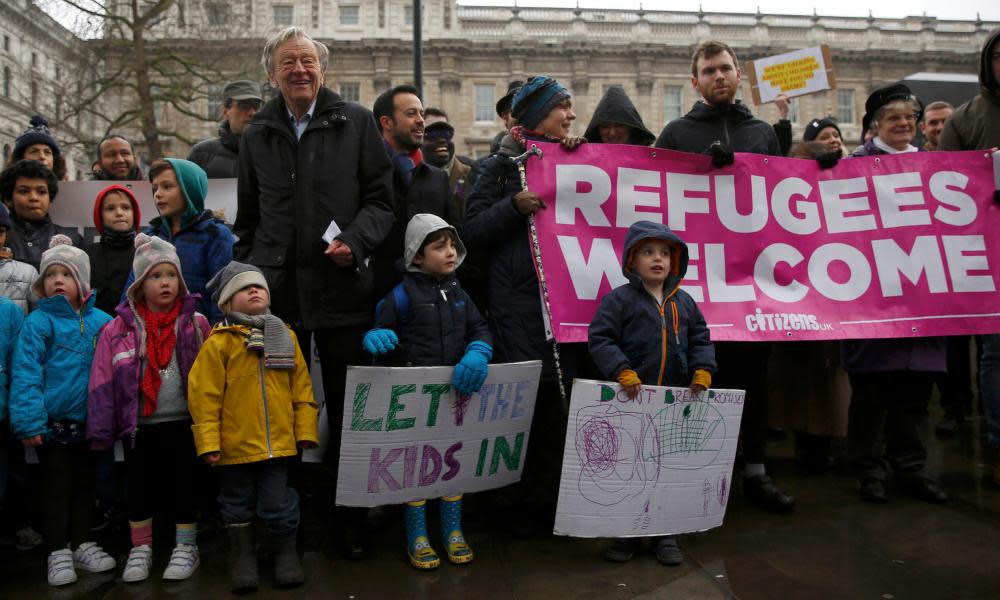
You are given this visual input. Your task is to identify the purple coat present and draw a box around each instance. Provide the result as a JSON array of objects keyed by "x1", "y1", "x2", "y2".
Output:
[{"x1": 86, "y1": 295, "x2": 211, "y2": 450}]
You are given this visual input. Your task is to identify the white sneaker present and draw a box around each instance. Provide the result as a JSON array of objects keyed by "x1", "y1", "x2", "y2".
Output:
[
  {"x1": 162, "y1": 544, "x2": 200, "y2": 580},
  {"x1": 47, "y1": 548, "x2": 77, "y2": 586},
  {"x1": 73, "y1": 541, "x2": 117, "y2": 573},
  {"x1": 122, "y1": 545, "x2": 152, "y2": 583}
]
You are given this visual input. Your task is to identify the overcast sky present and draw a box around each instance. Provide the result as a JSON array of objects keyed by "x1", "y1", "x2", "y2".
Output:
[{"x1": 460, "y1": 0, "x2": 1000, "y2": 22}]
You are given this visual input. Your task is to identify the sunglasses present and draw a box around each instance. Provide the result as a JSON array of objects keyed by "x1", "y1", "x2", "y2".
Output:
[{"x1": 424, "y1": 128, "x2": 453, "y2": 142}]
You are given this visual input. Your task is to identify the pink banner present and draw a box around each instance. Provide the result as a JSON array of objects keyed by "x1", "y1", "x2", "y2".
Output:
[{"x1": 525, "y1": 141, "x2": 1000, "y2": 342}]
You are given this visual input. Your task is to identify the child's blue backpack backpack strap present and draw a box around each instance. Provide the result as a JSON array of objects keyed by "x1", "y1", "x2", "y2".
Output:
[{"x1": 375, "y1": 282, "x2": 411, "y2": 324}]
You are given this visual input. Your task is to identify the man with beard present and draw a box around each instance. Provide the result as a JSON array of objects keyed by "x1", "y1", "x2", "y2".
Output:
[
  {"x1": 188, "y1": 80, "x2": 264, "y2": 178},
  {"x1": 92, "y1": 135, "x2": 144, "y2": 181},
  {"x1": 655, "y1": 41, "x2": 794, "y2": 514},
  {"x1": 372, "y1": 85, "x2": 456, "y2": 298}
]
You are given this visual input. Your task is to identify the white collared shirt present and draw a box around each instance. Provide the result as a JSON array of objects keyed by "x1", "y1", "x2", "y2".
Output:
[{"x1": 287, "y1": 97, "x2": 318, "y2": 140}]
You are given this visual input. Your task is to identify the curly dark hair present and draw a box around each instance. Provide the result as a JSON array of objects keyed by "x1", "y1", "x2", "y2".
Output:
[{"x1": 0, "y1": 159, "x2": 59, "y2": 205}]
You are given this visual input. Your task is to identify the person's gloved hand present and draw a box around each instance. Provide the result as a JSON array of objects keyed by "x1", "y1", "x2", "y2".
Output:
[
  {"x1": 816, "y1": 151, "x2": 840, "y2": 170},
  {"x1": 452, "y1": 341, "x2": 492, "y2": 395},
  {"x1": 708, "y1": 141, "x2": 734, "y2": 168},
  {"x1": 617, "y1": 368, "x2": 642, "y2": 399},
  {"x1": 362, "y1": 328, "x2": 398, "y2": 355}
]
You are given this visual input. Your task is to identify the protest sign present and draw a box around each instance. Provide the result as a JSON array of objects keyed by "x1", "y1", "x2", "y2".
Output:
[
  {"x1": 335, "y1": 361, "x2": 542, "y2": 507},
  {"x1": 554, "y1": 379, "x2": 744, "y2": 538},
  {"x1": 746, "y1": 45, "x2": 836, "y2": 104},
  {"x1": 525, "y1": 141, "x2": 1000, "y2": 342}
]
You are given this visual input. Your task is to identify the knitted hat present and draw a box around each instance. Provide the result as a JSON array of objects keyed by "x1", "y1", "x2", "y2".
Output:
[
  {"x1": 32, "y1": 235, "x2": 90, "y2": 300},
  {"x1": 126, "y1": 233, "x2": 187, "y2": 302},
  {"x1": 511, "y1": 76, "x2": 571, "y2": 130},
  {"x1": 860, "y1": 83, "x2": 923, "y2": 144},
  {"x1": 0, "y1": 203, "x2": 11, "y2": 232},
  {"x1": 92, "y1": 185, "x2": 141, "y2": 233},
  {"x1": 207, "y1": 261, "x2": 269, "y2": 309},
  {"x1": 495, "y1": 80, "x2": 524, "y2": 117},
  {"x1": 802, "y1": 118, "x2": 842, "y2": 142},
  {"x1": 14, "y1": 116, "x2": 60, "y2": 157}
]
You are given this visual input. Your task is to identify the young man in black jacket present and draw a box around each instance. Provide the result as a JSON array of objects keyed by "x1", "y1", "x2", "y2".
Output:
[{"x1": 656, "y1": 41, "x2": 794, "y2": 514}]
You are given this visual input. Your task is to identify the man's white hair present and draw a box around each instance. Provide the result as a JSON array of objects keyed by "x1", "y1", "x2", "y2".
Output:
[{"x1": 261, "y1": 27, "x2": 329, "y2": 76}]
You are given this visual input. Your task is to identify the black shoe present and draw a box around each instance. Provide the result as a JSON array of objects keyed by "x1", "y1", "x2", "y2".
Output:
[
  {"x1": 859, "y1": 478, "x2": 888, "y2": 503},
  {"x1": 898, "y1": 477, "x2": 948, "y2": 504},
  {"x1": 935, "y1": 415, "x2": 966, "y2": 437},
  {"x1": 744, "y1": 474, "x2": 795, "y2": 513},
  {"x1": 604, "y1": 538, "x2": 639, "y2": 563},
  {"x1": 653, "y1": 536, "x2": 683, "y2": 566}
]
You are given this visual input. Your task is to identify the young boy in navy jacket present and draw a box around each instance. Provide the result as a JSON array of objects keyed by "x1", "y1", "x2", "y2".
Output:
[
  {"x1": 588, "y1": 220, "x2": 716, "y2": 566},
  {"x1": 362, "y1": 213, "x2": 492, "y2": 570}
]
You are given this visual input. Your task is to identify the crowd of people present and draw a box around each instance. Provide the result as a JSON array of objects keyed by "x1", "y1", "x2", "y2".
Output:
[{"x1": 0, "y1": 23, "x2": 998, "y2": 592}]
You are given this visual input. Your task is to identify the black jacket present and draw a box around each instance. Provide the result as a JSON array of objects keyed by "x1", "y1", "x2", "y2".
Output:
[
  {"x1": 188, "y1": 122, "x2": 240, "y2": 178},
  {"x1": 463, "y1": 133, "x2": 560, "y2": 378},
  {"x1": 234, "y1": 88, "x2": 395, "y2": 330},
  {"x1": 655, "y1": 101, "x2": 781, "y2": 156},
  {"x1": 374, "y1": 271, "x2": 491, "y2": 367},
  {"x1": 373, "y1": 158, "x2": 456, "y2": 299},
  {"x1": 583, "y1": 86, "x2": 656, "y2": 146},
  {"x1": 7, "y1": 214, "x2": 84, "y2": 270},
  {"x1": 86, "y1": 232, "x2": 135, "y2": 316}
]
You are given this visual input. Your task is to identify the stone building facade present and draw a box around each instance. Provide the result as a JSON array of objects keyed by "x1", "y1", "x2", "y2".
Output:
[{"x1": 1, "y1": 1, "x2": 996, "y2": 169}]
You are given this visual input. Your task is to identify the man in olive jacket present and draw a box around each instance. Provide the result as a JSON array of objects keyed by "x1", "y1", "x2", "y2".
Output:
[{"x1": 234, "y1": 26, "x2": 394, "y2": 557}]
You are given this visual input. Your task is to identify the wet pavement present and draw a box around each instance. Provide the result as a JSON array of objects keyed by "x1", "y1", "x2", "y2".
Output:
[{"x1": 2, "y1": 405, "x2": 999, "y2": 599}]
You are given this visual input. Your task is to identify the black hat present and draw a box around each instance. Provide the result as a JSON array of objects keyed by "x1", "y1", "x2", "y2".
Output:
[
  {"x1": 495, "y1": 80, "x2": 524, "y2": 117},
  {"x1": 14, "y1": 116, "x2": 60, "y2": 157},
  {"x1": 860, "y1": 83, "x2": 923, "y2": 144},
  {"x1": 425, "y1": 120, "x2": 454, "y2": 137},
  {"x1": 803, "y1": 118, "x2": 842, "y2": 142}
]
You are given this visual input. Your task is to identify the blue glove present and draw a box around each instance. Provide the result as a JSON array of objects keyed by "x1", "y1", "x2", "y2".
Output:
[
  {"x1": 362, "y1": 328, "x2": 399, "y2": 355},
  {"x1": 452, "y1": 341, "x2": 493, "y2": 395}
]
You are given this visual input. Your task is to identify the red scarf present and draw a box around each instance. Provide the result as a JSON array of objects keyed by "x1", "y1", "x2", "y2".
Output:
[{"x1": 136, "y1": 300, "x2": 181, "y2": 417}]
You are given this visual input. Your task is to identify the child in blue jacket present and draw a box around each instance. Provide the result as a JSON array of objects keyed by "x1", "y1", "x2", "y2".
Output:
[
  {"x1": 588, "y1": 220, "x2": 716, "y2": 567},
  {"x1": 362, "y1": 213, "x2": 492, "y2": 570},
  {"x1": 8, "y1": 236, "x2": 115, "y2": 586}
]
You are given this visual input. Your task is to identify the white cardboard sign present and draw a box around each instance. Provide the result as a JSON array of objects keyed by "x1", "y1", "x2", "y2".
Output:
[
  {"x1": 554, "y1": 379, "x2": 744, "y2": 538},
  {"x1": 335, "y1": 361, "x2": 542, "y2": 507},
  {"x1": 746, "y1": 45, "x2": 836, "y2": 105}
]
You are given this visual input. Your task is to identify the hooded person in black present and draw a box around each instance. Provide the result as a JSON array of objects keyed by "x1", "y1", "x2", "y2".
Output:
[{"x1": 583, "y1": 86, "x2": 656, "y2": 146}]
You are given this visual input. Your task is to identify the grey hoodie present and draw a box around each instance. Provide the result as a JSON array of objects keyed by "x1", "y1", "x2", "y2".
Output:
[{"x1": 403, "y1": 213, "x2": 467, "y2": 273}]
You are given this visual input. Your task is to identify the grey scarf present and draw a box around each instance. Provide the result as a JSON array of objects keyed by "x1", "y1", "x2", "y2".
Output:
[{"x1": 226, "y1": 311, "x2": 295, "y2": 370}]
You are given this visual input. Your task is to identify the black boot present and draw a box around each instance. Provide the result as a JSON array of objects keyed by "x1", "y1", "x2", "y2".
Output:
[
  {"x1": 227, "y1": 523, "x2": 258, "y2": 593},
  {"x1": 272, "y1": 533, "x2": 304, "y2": 588}
]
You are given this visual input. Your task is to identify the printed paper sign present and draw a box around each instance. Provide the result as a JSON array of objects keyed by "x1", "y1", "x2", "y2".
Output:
[
  {"x1": 554, "y1": 379, "x2": 744, "y2": 538},
  {"x1": 524, "y1": 142, "x2": 1000, "y2": 342},
  {"x1": 747, "y1": 45, "x2": 836, "y2": 104},
  {"x1": 335, "y1": 362, "x2": 542, "y2": 507}
]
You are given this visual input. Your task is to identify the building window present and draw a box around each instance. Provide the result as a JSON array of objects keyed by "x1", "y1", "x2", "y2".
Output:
[
  {"x1": 474, "y1": 84, "x2": 495, "y2": 122},
  {"x1": 339, "y1": 82, "x2": 360, "y2": 103},
  {"x1": 405, "y1": 3, "x2": 424, "y2": 26},
  {"x1": 31, "y1": 52, "x2": 37, "y2": 67},
  {"x1": 3, "y1": 35, "x2": 9, "y2": 52},
  {"x1": 273, "y1": 4, "x2": 293, "y2": 27},
  {"x1": 837, "y1": 89, "x2": 855, "y2": 123},
  {"x1": 205, "y1": 1, "x2": 229, "y2": 26},
  {"x1": 664, "y1": 86, "x2": 683, "y2": 122},
  {"x1": 30, "y1": 81, "x2": 38, "y2": 109},
  {"x1": 207, "y1": 82, "x2": 224, "y2": 118},
  {"x1": 2, "y1": 66, "x2": 9, "y2": 98},
  {"x1": 340, "y1": 5, "x2": 359, "y2": 26},
  {"x1": 150, "y1": 84, "x2": 164, "y2": 122}
]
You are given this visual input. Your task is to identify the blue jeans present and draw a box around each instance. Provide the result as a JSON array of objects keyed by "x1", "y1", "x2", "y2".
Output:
[
  {"x1": 217, "y1": 458, "x2": 299, "y2": 540},
  {"x1": 979, "y1": 334, "x2": 1000, "y2": 447}
]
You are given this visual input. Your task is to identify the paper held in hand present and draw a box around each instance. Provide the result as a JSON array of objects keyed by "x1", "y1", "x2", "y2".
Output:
[{"x1": 746, "y1": 45, "x2": 837, "y2": 105}]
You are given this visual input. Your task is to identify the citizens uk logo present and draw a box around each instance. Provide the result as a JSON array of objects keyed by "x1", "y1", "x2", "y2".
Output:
[{"x1": 744, "y1": 309, "x2": 833, "y2": 332}]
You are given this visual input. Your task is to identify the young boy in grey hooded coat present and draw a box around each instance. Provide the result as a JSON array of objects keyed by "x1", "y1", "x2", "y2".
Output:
[{"x1": 362, "y1": 213, "x2": 492, "y2": 570}]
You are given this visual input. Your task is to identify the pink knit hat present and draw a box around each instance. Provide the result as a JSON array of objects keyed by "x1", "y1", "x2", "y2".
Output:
[
  {"x1": 125, "y1": 233, "x2": 187, "y2": 303},
  {"x1": 32, "y1": 235, "x2": 90, "y2": 301}
]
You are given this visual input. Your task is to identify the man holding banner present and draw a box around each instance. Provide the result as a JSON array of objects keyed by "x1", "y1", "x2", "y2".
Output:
[{"x1": 654, "y1": 41, "x2": 795, "y2": 513}]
